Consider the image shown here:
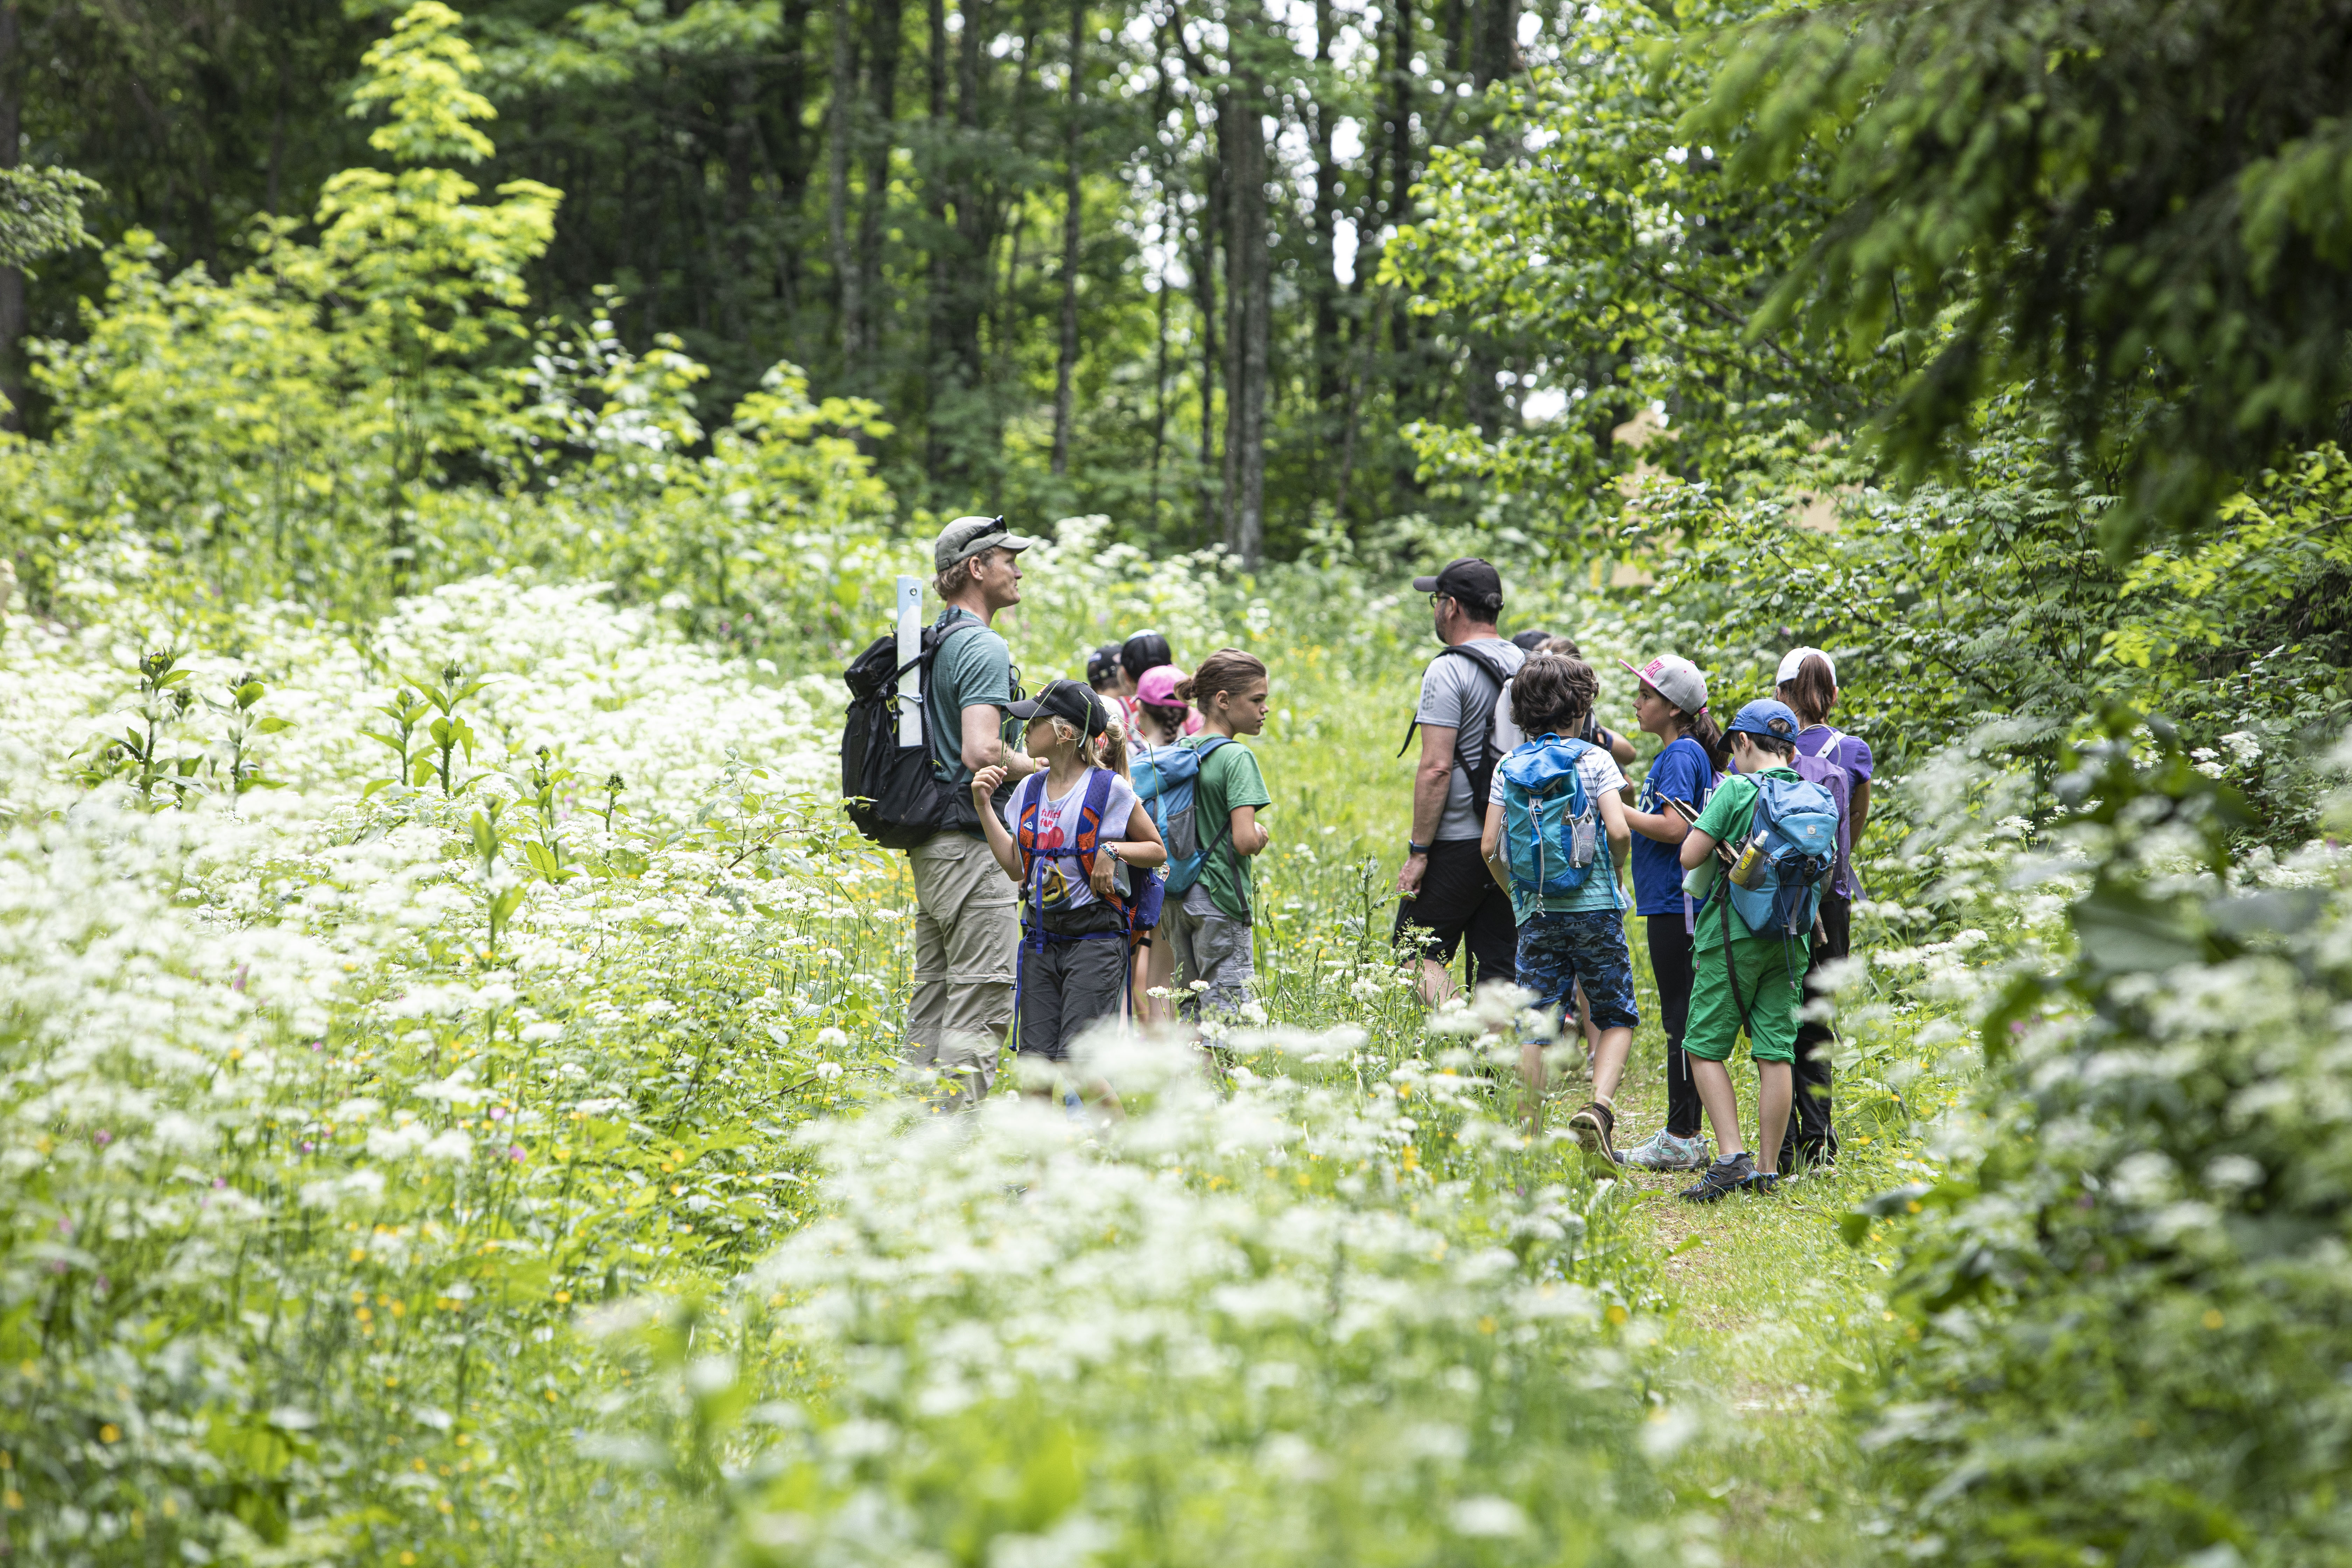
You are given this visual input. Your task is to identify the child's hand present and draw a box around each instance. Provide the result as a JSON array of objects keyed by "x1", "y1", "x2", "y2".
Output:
[
  {"x1": 971, "y1": 765, "x2": 1006, "y2": 803},
  {"x1": 1089, "y1": 846, "x2": 1120, "y2": 900}
]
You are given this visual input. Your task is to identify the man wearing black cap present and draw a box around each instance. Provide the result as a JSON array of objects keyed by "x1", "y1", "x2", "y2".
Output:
[
  {"x1": 904, "y1": 514, "x2": 1042, "y2": 1108},
  {"x1": 1395, "y1": 557, "x2": 1525, "y2": 1004}
]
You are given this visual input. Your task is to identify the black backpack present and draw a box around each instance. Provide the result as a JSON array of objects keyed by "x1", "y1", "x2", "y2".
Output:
[
  {"x1": 1394, "y1": 642, "x2": 1516, "y2": 819},
  {"x1": 841, "y1": 614, "x2": 992, "y2": 848}
]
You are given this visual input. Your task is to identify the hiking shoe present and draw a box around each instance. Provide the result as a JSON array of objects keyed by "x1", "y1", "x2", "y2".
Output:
[
  {"x1": 1620, "y1": 1129, "x2": 1713, "y2": 1172},
  {"x1": 1567, "y1": 1101, "x2": 1619, "y2": 1167},
  {"x1": 1679, "y1": 1152, "x2": 1757, "y2": 1204},
  {"x1": 1742, "y1": 1169, "x2": 1782, "y2": 1197}
]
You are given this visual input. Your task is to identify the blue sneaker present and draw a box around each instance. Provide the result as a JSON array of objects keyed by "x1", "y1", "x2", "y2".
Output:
[{"x1": 1679, "y1": 1152, "x2": 1756, "y2": 1204}]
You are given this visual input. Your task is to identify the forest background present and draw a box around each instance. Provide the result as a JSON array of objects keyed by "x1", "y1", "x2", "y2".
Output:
[{"x1": 8, "y1": 0, "x2": 2352, "y2": 1565}]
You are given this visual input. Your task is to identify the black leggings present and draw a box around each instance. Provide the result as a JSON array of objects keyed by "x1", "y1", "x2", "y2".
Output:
[
  {"x1": 1644, "y1": 914, "x2": 1702, "y2": 1139},
  {"x1": 1791, "y1": 892, "x2": 1849, "y2": 1158}
]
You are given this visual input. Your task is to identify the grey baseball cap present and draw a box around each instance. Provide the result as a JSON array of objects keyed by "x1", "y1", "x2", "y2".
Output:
[
  {"x1": 933, "y1": 514, "x2": 1038, "y2": 571},
  {"x1": 1617, "y1": 653, "x2": 1710, "y2": 715}
]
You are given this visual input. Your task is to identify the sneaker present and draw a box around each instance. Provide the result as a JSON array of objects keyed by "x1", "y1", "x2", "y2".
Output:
[
  {"x1": 1620, "y1": 1129, "x2": 1713, "y2": 1172},
  {"x1": 1679, "y1": 1151, "x2": 1757, "y2": 1204},
  {"x1": 1742, "y1": 1169, "x2": 1782, "y2": 1196},
  {"x1": 1566, "y1": 1101, "x2": 1619, "y2": 1167}
]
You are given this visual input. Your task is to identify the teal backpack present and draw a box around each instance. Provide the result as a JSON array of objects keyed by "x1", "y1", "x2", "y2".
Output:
[
  {"x1": 1498, "y1": 735, "x2": 1603, "y2": 901},
  {"x1": 1133, "y1": 736, "x2": 1231, "y2": 896},
  {"x1": 1725, "y1": 775, "x2": 1842, "y2": 937}
]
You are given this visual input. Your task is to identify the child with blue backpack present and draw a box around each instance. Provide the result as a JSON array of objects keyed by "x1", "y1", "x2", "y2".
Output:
[
  {"x1": 971, "y1": 680, "x2": 1167, "y2": 1106},
  {"x1": 1480, "y1": 655, "x2": 1637, "y2": 1146},
  {"x1": 1673, "y1": 699, "x2": 1843, "y2": 1202},
  {"x1": 1158, "y1": 651, "x2": 1273, "y2": 1022}
]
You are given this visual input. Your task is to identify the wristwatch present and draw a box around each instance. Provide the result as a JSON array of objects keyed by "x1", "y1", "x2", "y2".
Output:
[{"x1": 1407, "y1": 840, "x2": 1430, "y2": 855}]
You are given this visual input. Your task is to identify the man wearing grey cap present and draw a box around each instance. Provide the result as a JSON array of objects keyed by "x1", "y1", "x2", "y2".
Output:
[{"x1": 903, "y1": 515, "x2": 1041, "y2": 1107}]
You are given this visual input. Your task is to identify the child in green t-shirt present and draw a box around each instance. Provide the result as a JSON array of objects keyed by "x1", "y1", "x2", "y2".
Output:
[
  {"x1": 1674, "y1": 699, "x2": 1815, "y2": 1202},
  {"x1": 1166, "y1": 650, "x2": 1273, "y2": 1021}
]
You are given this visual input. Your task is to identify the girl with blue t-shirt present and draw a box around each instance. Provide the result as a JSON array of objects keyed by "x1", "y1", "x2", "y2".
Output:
[{"x1": 1610, "y1": 654, "x2": 1728, "y2": 1174}]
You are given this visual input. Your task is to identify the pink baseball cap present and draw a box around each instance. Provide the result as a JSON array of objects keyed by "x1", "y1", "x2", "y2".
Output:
[{"x1": 1135, "y1": 664, "x2": 1187, "y2": 707}]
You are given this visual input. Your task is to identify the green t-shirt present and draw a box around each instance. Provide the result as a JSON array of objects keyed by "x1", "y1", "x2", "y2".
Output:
[
  {"x1": 923, "y1": 609, "x2": 1013, "y2": 799},
  {"x1": 1688, "y1": 767, "x2": 1801, "y2": 950},
  {"x1": 1192, "y1": 737, "x2": 1272, "y2": 923}
]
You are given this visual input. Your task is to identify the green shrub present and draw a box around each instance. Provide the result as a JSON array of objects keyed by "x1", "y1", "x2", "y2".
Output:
[{"x1": 1850, "y1": 713, "x2": 2352, "y2": 1566}]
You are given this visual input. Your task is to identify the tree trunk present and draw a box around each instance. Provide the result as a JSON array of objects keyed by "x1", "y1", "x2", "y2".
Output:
[
  {"x1": 1220, "y1": 56, "x2": 1268, "y2": 566},
  {"x1": 854, "y1": 0, "x2": 902, "y2": 392},
  {"x1": 1192, "y1": 107, "x2": 1223, "y2": 544},
  {"x1": 1050, "y1": 0, "x2": 1083, "y2": 477},
  {"x1": 1308, "y1": 0, "x2": 1341, "y2": 483},
  {"x1": 828, "y1": 0, "x2": 861, "y2": 373},
  {"x1": 0, "y1": 1, "x2": 23, "y2": 435},
  {"x1": 1385, "y1": 0, "x2": 1423, "y2": 490},
  {"x1": 1462, "y1": 0, "x2": 1522, "y2": 435},
  {"x1": 773, "y1": 0, "x2": 818, "y2": 316}
]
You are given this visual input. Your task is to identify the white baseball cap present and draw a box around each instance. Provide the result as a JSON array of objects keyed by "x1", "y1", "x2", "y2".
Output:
[{"x1": 1775, "y1": 646, "x2": 1836, "y2": 686}]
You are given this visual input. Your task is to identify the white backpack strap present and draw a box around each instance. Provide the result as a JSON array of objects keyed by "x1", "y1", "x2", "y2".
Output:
[{"x1": 1809, "y1": 727, "x2": 1844, "y2": 759}]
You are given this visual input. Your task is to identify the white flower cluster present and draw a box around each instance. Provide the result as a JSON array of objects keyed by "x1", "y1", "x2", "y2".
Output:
[{"x1": 667, "y1": 1032, "x2": 1697, "y2": 1568}]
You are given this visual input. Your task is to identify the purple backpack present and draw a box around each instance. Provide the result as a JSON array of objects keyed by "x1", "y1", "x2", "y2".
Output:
[{"x1": 1790, "y1": 730, "x2": 1858, "y2": 898}]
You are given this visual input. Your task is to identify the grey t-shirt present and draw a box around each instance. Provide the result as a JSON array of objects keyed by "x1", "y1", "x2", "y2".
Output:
[
  {"x1": 923, "y1": 609, "x2": 1013, "y2": 796},
  {"x1": 1414, "y1": 637, "x2": 1525, "y2": 842}
]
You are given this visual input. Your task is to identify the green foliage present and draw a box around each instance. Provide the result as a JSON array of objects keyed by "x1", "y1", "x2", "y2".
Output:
[
  {"x1": 1390, "y1": 0, "x2": 1867, "y2": 528},
  {"x1": 0, "y1": 3, "x2": 892, "y2": 637},
  {"x1": 1691, "y1": 0, "x2": 2352, "y2": 551},
  {"x1": 0, "y1": 165, "x2": 101, "y2": 273},
  {"x1": 351, "y1": 1, "x2": 502, "y2": 166},
  {"x1": 1850, "y1": 713, "x2": 2352, "y2": 1566}
]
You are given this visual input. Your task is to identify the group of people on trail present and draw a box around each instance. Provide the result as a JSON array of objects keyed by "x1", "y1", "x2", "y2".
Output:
[
  {"x1": 854, "y1": 522, "x2": 1871, "y2": 1202},
  {"x1": 1397, "y1": 555, "x2": 1870, "y2": 1202},
  {"x1": 862, "y1": 516, "x2": 1273, "y2": 1113}
]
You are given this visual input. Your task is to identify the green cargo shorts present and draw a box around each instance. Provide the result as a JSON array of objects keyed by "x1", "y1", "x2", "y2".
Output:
[{"x1": 1682, "y1": 932, "x2": 1806, "y2": 1066}]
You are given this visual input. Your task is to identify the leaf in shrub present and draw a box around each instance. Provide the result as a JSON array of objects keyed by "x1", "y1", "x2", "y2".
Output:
[{"x1": 2070, "y1": 882, "x2": 2206, "y2": 978}]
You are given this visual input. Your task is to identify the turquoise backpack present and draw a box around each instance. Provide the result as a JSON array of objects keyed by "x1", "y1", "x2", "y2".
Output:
[
  {"x1": 1133, "y1": 736, "x2": 1231, "y2": 896},
  {"x1": 1725, "y1": 775, "x2": 1842, "y2": 937},
  {"x1": 1498, "y1": 735, "x2": 1602, "y2": 901}
]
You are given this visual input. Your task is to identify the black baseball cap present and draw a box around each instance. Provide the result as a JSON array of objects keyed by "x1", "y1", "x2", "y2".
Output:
[
  {"x1": 1120, "y1": 629, "x2": 1172, "y2": 679},
  {"x1": 1086, "y1": 644, "x2": 1122, "y2": 686},
  {"x1": 1412, "y1": 557, "x2": 1503, "y2": 602},
  {"x1": 1007, "y1": 678, "x2": 1108, "y2": 737}
]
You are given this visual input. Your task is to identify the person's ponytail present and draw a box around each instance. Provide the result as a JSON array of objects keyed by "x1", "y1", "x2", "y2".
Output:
[
  {"x1": 1780, "y1": 654, "x2": 1837, "y2": 730},
  {"x1": 1096, "y1": 719, "x2": 1131, "y2": 779},
  {"x1": 1685, "y1": 707, "x2": 1731, "y2": 774}
]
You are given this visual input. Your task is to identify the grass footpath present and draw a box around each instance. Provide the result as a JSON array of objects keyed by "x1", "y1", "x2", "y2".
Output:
[{"x1": 1603, "y1": 922, "x2": 1910, "y2": 1568}]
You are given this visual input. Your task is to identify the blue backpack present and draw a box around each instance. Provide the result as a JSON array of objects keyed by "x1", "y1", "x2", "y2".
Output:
[
  {"x1": 1133, "y1": 736, "x2": 1231, "y2": 896},
  {"x1": 1725, "y1": 775, "x2": 1842, "y2": 937},
  {"x1": 1498, "y1": 735, "x2": 1603, "y2": 901}
]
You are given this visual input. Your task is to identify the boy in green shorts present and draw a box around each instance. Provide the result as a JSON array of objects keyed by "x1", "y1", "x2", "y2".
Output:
[{"x1": 1674, "y1": 699, "x2": 1819, "y2": 1201}]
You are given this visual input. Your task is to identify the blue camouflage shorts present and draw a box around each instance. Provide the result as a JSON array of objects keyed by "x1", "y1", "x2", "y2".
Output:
[{"x1": 1515, "y1": 910, "x2": 1640, "y2": 1033}]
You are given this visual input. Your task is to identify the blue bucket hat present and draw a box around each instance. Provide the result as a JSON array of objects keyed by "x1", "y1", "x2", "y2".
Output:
[{"x1": 1726, "y1": 698, "x2": 1801, "y2": 742}]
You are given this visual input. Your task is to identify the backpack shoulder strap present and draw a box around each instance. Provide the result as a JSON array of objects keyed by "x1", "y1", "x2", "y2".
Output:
[
  {"x1": 1395, "y1": 645, "x2": 1510, "y2": 759},
  {"x1": 1438, "y1": 642, "x2": 1512, "y2": 687},
  {"x1": 1013, "y1": 774, "x2": 1044, "y2": 880},
  {"x1": 1807, "y1": 727, "x2": 1844, "y2": 758},
  {"x1": 1077, "y1": 768, "x2": 1125, "y2": 912}
]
